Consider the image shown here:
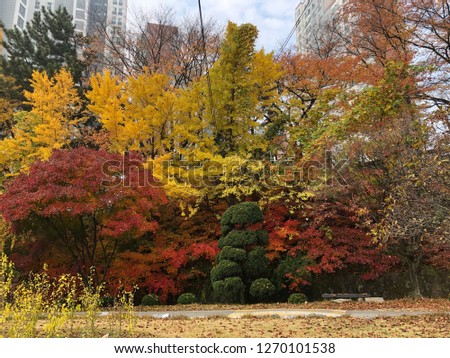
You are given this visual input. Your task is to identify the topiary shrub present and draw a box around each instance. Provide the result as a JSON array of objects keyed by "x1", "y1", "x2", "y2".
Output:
[
  {"x1": 218, "y1": 230, "x2": 259, "y2": 249},
  {"x1": 220, "y1": 202, "x2": 264, "y2": 227},
  {"x1": 211, "y1": 202, "x2": 270, "y2": 304},
  {"x1": 140, "y1": 293, "x2": 160, "y2": 306},
  {"x1": 210, "y1": 260, "x2": 242, "y2": 283},
  {"x1": 249, "y1": 278, "x2": 275, "y2": 303},
  {"x1": 244, "y1": 246, "x2": 269, "y2": 280},
  {"x1": 218, "y1": 246, "x2": 247, "y2": 262},
  {"x1": 212, "y1": 277, "x2": 245, "y2": 304},
  {"x1": 256, "y1": 230, "x2": 269, "y2": 245},
  {"x1": 177, "y1": 293, "x2": 197, "y2": 305},
  {"x1": 288, "y1": 293, "x2": 308, "y2": 304}
]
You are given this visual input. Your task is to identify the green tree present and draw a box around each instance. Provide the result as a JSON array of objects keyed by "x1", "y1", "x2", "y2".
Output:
[{"x1": 1, "y1": 7, "x2": 86, "y2": 94}]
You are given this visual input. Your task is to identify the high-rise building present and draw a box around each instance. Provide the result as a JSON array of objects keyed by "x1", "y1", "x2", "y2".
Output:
[
  {"x1": 0, "y1": 0, "x2": 127, "y2": 40},
  {"x1": 0, "y1": 0, "x2": 34, "y2": 31},
  {"x1": 86, "y1": 0, "x2": 128, "y2": 73},
  {"x1": 87, "y1": 0, "x2": 127, "y2": 36},
  {"x1": 0, "y1": 1, "x2": 89, "y2": 35},
  {"x1": 295, "y1": 0, "x2": 346, "y2": 53},
  {"x1": 0, "y1": 0, "x2": 127, "y2": 69}
]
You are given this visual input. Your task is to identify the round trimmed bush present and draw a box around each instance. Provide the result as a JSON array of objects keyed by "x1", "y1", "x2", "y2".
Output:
[
  {"x1": 212, "y1": 277, "x2": 245, "y2": 304},
  {"x1": 249, "y1": 278, "x2": 275, "y2": 302},
  {"x1": 218, "y1": 246, "x2": 247, "y2": 262},
  {"x1": 140, "y1": 293, "x2": 160, "y2": 306},
  {"x1": 288, "y1": 293, "x2": 308, "y2": 304},
  {"x1": 210, "y1": 260, "x2": 242, "y2": 283},
  {"x1": 177, "y1": 293, "x2": 197, "y2": 305},
  {"x1": 220, "y1": 202, "x2": 264, "y2": 227}
]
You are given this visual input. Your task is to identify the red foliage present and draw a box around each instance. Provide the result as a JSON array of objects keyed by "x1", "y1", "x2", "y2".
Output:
[
  {"x1": 265, "y1": 201, "x2": 398, "y2": 289},
  {"x1": 107, "y1": 201, "x2": 223, "y2": 302},
  {"x1": 0, "y1": 147, "x2": 167, "y2": 283}
]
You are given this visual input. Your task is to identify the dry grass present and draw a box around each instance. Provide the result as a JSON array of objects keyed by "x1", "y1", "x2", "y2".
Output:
[
  {"x1": 137, "y1": 298, "x2": 450, "y2": 313},
  {"x1": 29, "y1": 313, "x2": 450, "y2": 338},
  {"x1": 3, "y1": 299, "x2": 449, "y2": 338}
]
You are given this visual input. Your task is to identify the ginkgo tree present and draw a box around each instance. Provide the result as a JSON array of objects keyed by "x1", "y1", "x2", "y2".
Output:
[{"x1": 0, "y1": 68, "x2": 82, "y2": 179}]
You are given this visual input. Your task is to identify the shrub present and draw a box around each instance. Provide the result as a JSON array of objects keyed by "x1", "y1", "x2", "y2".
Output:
[
  {"x1": 244, "y1": 246, "x2": 269, "y2": 279},
  {"x1": 288, "y1": 293, "x2": 308, "y2": 304},
  {"x1": 140, "y1": 293, "x2": 160, "y2": 306},
  {"x1": 220, "y1": 202, "x2": 264, "y2": 227},
  {"x1": 99, "y1": 295, "x2": 115, "y2": 307},
  {"x1": 218, "y1": 230, "x2": 258, "y2": 249},
  {"x1": 256, "y1": 230, "x2": 269, "y2": 245},
  {"x1": 218, "y1": 246, "x2": 247, "y2": 262},
  {"x1": 249, "y1": 278, "x2": 275, "y2": 302},
  {"x1": 212, "y1": 202, "x2": 270, "y2": 304},
  {"x1": 212, "y1": 277, "x2": 245, "y2": 304},
  {"x1": 177, "y1": 293, "x2": 197, "y2": 305},
  {"x1": 210, "y1": 260, "x2": 242, "y2": 283}
]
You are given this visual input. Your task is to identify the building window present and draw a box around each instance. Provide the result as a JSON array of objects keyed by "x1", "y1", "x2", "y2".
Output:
[
  {"x1": 76, "y1": 0, "x2": 85, "y2": 8},
  {"x1": 75, "y1": 20, "x2": 84, "y2": 31},
  {"x1": 35, "y1": 1, "x2": 40, "y2": 9},
  {"x1": 47, "y1": 2, "x2": 53, "y2": 10},
  {"x1": 76, "y1": 10, "x2": 85, "y2": 19},
  {"x1": 17, "y1": 17, "x2": 25, "y2": 29},
  {"x1": 19, "y1": 4, "x2": 26, "y2": 16}
]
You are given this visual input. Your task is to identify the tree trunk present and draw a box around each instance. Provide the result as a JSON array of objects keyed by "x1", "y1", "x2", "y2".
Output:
[{"x1": 406, "y1": 256, "x2": 422, "y2": 299}]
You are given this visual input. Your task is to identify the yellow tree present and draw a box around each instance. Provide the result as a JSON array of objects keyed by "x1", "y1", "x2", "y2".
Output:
[
  {"x1": 207, "y1": 22, "x2": 282, "y2": 157},
  {"x1": 88, "y1": 70, "x2": 178, "y2": 158},
  {"x1": 0, "y1": 68, "x2": 81, "y2": 177}
]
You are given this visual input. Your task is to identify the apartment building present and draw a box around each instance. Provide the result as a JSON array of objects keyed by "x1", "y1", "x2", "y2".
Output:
[
  {"x1": 295, "y1": 0, "x2": 346, "y2": 53},
  {"x1": 0, "y1": 0, "x2": 127, "y2": 39},
  {"x1": 0, "y1": 0, "x2": 89, "y2": 35}
]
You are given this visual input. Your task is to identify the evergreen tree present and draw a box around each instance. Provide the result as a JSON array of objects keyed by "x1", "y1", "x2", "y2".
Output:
[{"x1": 1, "y1": 7, "x2": 86, "y2": 94}]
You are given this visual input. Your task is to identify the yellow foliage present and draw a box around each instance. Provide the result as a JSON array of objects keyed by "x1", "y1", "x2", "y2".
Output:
[{"x1": 0, "y1": 68, "x2": 82, "y2": 176}]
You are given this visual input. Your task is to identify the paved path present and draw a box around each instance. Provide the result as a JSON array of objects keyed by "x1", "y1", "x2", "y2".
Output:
[{"x1": 123, "y1": 308, "x2": 443, "y2": 319}]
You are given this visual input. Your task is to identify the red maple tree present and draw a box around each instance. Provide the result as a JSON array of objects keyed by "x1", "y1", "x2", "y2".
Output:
[{"x1": 0, "y1": 147, "x2": 167, "y2": 284}]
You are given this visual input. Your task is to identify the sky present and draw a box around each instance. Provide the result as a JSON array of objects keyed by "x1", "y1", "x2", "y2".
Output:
[{"x1": 128, "y1": 0, "x2": 300, "y2": 52}]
